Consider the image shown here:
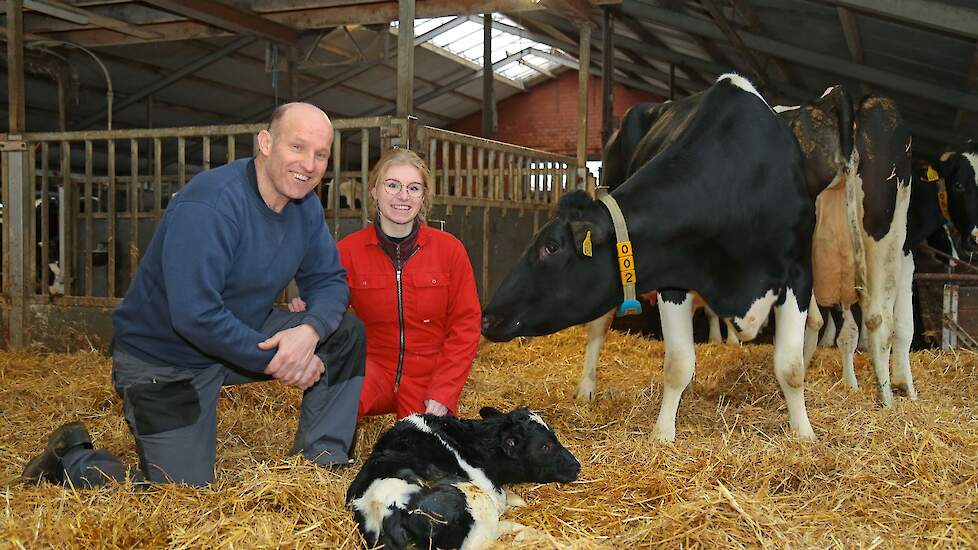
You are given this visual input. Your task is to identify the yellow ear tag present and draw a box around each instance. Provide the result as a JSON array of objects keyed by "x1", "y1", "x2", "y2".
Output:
[
  {"x1": 583, "y1": 230, "x2": 593, "y2": 257},
  {"x1": 926, "y1": 166, "x2": 940, "y2": 182}
]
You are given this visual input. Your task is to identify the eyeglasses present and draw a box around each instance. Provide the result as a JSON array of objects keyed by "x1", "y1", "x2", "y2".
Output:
[{"x1": 383, "y1": 180, "x2": 425, "y2": 198}]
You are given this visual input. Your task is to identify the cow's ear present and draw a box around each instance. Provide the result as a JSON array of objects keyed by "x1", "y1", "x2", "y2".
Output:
[
  {"x1": 480, "y1": 406, "x2": 503, "y2": 419},
  {"x1": 569, "y1": 221, "x2": 609, "y2": 258}
]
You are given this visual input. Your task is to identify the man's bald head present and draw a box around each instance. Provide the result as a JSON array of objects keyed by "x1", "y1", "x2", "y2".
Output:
[{"x1": 268, "y1": 102, "x2": 332, "y2": 137}]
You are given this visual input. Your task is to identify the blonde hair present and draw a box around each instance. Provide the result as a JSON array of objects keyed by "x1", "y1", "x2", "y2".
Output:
[{"x1": 368, "y1": 148, "x2": 434, "y2": 222}]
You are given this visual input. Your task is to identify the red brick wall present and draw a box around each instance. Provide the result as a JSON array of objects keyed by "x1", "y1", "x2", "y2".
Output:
[{"x1": 446, "y1": 71, "x2": 661, "y2": 158}]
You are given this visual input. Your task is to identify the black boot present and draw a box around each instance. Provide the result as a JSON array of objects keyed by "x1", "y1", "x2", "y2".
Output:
[{"x1": 22, "y1": 421, "x2": 94, "y2": 485}]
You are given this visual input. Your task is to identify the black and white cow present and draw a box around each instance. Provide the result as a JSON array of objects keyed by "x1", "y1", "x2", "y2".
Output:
[
  {"x1": 576, "y1": 98, "x2": 737, "y2": 401},
  {"x1": 832, "y1": 95, "x2": 915, "y2": 404},
  {"x1": 346, "y1": 407, "x2": 580, "y2": 550},
  {"x1": 937, "y1": 140, "x2": 978, "y2": 253},
  {"x1": 482, "y1": 74, "x2": 817, "y2": 441}
]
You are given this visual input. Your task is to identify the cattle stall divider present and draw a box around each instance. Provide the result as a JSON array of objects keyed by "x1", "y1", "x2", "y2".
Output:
[{"x1": 0, "y1": 118, "x2": 578, "y2": 350}]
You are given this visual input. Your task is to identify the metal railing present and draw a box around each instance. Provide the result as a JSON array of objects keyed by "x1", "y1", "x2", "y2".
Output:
[
  {"x1": 1, "y1": 117, "x2": 578, "y2": 349},
  {"x1": 418, "y1": 125, "x2": 577, "y2": 205}
]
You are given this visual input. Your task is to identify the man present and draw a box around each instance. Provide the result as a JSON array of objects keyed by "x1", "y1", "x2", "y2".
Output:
[{"x1": 23, "y1": 103, "x2": 365, "y2": 487}]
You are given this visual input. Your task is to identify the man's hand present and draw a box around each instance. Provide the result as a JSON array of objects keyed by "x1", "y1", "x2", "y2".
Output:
[
  {"x1": 259, "y1": 324, "x2": 323, "y2": 389},
  {"x1": 288, "y1": 297, "x2": 307, "y2": 313},
  {"x1": 424, "y1": 399, "x2": 449, "y2": 416}
]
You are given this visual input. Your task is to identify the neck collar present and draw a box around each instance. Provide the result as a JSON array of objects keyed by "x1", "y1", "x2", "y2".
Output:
[{"x1": 597, "y1": 194, "x2": 642, "y2": 316}]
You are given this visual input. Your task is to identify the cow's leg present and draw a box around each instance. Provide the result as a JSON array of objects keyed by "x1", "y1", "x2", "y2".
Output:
[
  {"x1": 803, "y1": 294, "x2": 824, "y2": 369},
  {"x1": 774, "y1": 288, "x2": 816, "y2": 440},
  {"x1": 890, "y1": 252, "x2": 917, "y2": 399},
  {"x1": 818, "y1": 310, "x2": 837, "y2": 347},
  {"x1": 838, "y1": 307, "x2": 859, "y2": 389},
  {"x1": 724, "y1": 320, "x2": 741, "y2": 345},
  {"x1": 653, "y1": 291, "x2": 695, "y2": 442},
  {"x1": 576, "y1": 309, "x2": 615, "y2": 401},
  {"x1": 706, "y1": 306, "x2": 722, "y2": 343}
]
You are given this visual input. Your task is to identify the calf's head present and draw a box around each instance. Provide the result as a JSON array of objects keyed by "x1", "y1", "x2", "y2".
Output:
[
  {"x1": 481, "y1": 190, "x2": 622, "y2": 341},
  {"x1": 480, "y1": 406, "x2": 580, "y2": 484}
]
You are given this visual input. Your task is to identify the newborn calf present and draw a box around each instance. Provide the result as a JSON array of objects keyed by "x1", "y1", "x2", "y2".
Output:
[{"x1": 346, "y1": 407, "x2": 580, "y2": 550}]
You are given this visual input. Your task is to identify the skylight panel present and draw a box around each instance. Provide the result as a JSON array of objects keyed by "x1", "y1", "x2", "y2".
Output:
[{"x1": 396, "y1": 14, "x2": 566, "y2": 83}]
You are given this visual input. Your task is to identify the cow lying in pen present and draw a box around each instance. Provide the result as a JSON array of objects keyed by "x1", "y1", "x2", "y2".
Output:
[
  {"x1": 481, "y1": 74, "x2": 817, "y2": 441},
  {"x1": 346, "y1": 407, "x2": 580, "y2": 550}
]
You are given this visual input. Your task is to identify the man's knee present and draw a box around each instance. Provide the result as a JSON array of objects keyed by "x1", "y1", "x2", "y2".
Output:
[{"x1": 322, "y1": 313, "x2": 366, "y2": 377}]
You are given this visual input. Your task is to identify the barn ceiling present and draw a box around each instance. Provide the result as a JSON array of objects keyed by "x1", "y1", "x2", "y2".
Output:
[{"x1": 1, "y1": 0, "x2": 976, "y2": 160}]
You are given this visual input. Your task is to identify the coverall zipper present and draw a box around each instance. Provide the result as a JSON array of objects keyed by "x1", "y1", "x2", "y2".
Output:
[{"x1": 393, "y1": 246, "x2": 419, "y2": 389}]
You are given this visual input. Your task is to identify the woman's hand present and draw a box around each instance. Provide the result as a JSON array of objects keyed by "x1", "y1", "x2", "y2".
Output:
[
  {"x1": 288, "y1": 297, "x2": 307, "y2": 313},
  {"x1": 424, "y1": 399, "x2": 449, "y2": 416}
]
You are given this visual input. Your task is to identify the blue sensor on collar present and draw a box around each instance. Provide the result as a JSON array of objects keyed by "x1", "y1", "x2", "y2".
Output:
[{"x1": 616, "y1": 298, "x2": 642, "y2": 317}]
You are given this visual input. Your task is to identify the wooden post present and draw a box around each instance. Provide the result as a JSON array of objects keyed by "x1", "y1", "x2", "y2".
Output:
[
  {"x1": 287, "y1": 46, "x2": 300, "y2": 101},
  {"x1": 577, "y1": 21, "x2": 591, "y2": 193},
  {"x1": 7, "y1": 0, "x2": 26, "y2": 132},
  {"x1": 482, "y1": 13, "x2": 496, "y2": 138},
  {"x1": 7, "y1": 0, "x2": 29, "y2": 349},
  {"x1": 600, "y1": 7, "x2": 615, "y2": 149},
  {"x1": 396, "y1": 0, "x2": 415, "y2": 118}
]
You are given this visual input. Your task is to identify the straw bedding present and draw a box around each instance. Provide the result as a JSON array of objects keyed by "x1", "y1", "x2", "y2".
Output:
[{"x1": 1, "y1": 327, "x2": 976, "y2": 548}]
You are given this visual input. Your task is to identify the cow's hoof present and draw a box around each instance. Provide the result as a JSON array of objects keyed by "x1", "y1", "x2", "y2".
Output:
[
  {"x1": 842, "y1": 377, "x2": 859, "y2": 390},
  {"x1": 574, "y1": 386, "x2": 595, "y2": 402},
  {"x1": 892, "y1": 382, "x2": 918, "y2": 400},
  {"x1": 877, "y1": 386, "x2": 894, "y2": 407},
  {"x1": 652, "y1": 427, "x2": 676, "y2": 442}
]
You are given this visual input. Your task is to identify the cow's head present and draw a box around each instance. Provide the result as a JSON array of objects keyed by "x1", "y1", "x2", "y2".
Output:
[
  {"x1": 940, "y1": 148, "x2": 978, "y2": 252},
  {"x1": 479, "y1": 406, "x2": 580, "y2": 484},
  {"x1": 481, "y1": 190, "x2": 621, "y2": 341}
]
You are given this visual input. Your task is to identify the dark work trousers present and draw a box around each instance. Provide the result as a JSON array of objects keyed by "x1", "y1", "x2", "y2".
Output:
[{"x1": 60, "y1": 310, "x2": 365, "y2": 487}]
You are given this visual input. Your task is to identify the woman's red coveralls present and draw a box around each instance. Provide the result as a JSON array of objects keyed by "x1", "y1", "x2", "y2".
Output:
[{"x1": 338, "y1": 224, "x2": 481, "y2": 418}]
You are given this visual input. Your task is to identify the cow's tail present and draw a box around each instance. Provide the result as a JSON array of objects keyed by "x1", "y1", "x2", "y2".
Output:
[
  {"x1": 831, "y1": 85, "x2": 856, "y2": 171},
  {"x1": 845, "y1": 95, "x2": 869, "y2": 305}
]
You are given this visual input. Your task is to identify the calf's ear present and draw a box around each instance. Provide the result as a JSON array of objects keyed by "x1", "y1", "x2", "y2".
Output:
[
  {"x1": 501, "y1": 432, "x2": 523, "y2": 459},
  {"x1": 480, "y1": 406, "x2": 503, "y2": 419}
]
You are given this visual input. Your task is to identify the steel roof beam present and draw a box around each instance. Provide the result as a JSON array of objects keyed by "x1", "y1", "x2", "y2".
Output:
[
  {"x1": 142, "y1": 0, "x2": 298, "y2": 45},
  {"x1": 624, "y1": 2, "x2": 978, "y2": 114},
  {"x1": 822, "y1": 0, "x2": 978, "y2": 41},
  {"x1": 75, "y1": 35, "x2": 255, "y2": 129}
]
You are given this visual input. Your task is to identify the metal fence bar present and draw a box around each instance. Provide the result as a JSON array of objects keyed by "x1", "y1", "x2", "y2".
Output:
[
  {"x1": 332, "y1": 129, "x2": 342, "y2": 235},
  {"x1": 27, "y1": 145, "x2": 37, "y2": 297},
  {"x1": 203, "y1": 136, "x2": 211, "y2": 170},
  {"x1": 84, "y1": 140, "x2": 94, "y2": 297},
  {"x1": 177, "y1": 137, "x2": 186, "y2": 187},
  {"x1": 361, "y1": 128, "x2": 370, "y2": 228},
  {"x1": 39, "y1": 143, "x2": 49, "y2": 294},
  {"x1": 107, "y1": 139, "x2": 117, "y2": 298},
  {"x1": 441, "y1": 138, "x2": 449, "y2": 197},
  {"x1": 130, "y1": 138, "x2": 140, "y2": 286},
  {"x1": 454, "y1": 142, "x2": 462, "y2": 198},
  {"x1": 62, "y1": 141, "x2": 73, "y2": 295},
  {"x1": 465, "y1": 145, "x2": 473, "y2": 198},
  {"x1": 153, "y1": 138, "x2": 163, "y2": 225}
]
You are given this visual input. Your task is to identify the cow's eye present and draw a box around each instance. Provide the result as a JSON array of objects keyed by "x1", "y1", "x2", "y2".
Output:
[
  {"x1": 539, "y1": 443, "x2": 551, "y2": 453},
  {"x1": 543, "y1": 241, "x2": 560, "y2": 256}
]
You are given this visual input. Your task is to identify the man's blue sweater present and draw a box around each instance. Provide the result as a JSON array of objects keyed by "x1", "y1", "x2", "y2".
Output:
[{"x1": 112, "y1": 158, "x2": 349, "y2": 371}]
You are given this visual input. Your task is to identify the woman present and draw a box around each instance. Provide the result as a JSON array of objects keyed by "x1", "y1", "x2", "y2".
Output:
[{"x1": 291, "y1": 148, "x2": 481, "y2": 419}]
